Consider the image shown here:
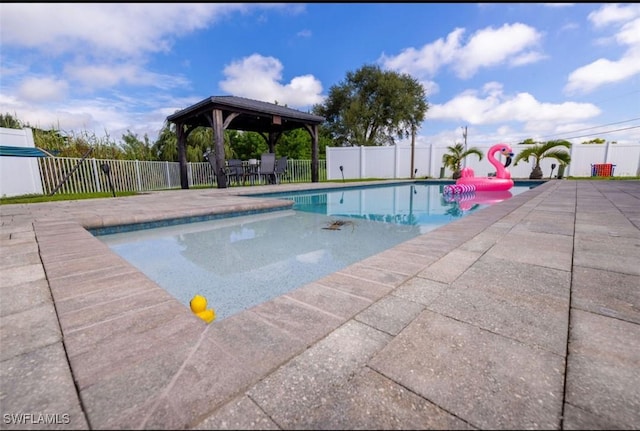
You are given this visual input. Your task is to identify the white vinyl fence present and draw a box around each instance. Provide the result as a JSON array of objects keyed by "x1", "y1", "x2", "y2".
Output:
[
  {"x1": 326, "y1": 142, "x2": 640, "y2": 180},
  {"x1": 34, "y1": 157, "x2": 326, "y2": 196},
  {"x1": 2, "y1": 122, "x2": 637, "y2": 198},
  {"x1": 0, "y1": 128, "x2": 44, "y2": 197}
]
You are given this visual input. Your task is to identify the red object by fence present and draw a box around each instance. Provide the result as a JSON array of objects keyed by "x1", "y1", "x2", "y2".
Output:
[{"x1": 591, "y1": 163, "x2": 615, "y2": 177}]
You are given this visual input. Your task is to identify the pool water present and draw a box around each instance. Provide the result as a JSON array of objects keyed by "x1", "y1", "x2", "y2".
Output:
[{"x1": 97, "y1": 182, "x2": 533, "y2": 321}]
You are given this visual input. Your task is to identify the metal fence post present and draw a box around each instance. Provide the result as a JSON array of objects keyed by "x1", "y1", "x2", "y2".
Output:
[
  {"x1": 91, "y1": 158, "x2": 102, "y2": 192},
  {"x1": 135, "y1": 160, "x2": 142, "y2": 191}
]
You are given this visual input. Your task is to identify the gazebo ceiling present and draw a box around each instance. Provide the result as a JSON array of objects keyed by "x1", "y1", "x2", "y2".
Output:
[{"x1": 166, "y1": 95, "x2": 325, "y2": 133}]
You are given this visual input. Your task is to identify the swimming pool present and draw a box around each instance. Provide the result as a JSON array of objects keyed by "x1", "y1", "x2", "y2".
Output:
[
  {"x1": 252, "y1": 182, "x2": 534, "y2": 233},
  {"x1": 96, "y1": 182, "x2": 535, "y2": 321}
]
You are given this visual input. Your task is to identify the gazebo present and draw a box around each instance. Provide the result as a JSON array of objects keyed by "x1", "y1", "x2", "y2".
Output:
[{"x1": 166, "y1": 95, "x2": 325, "y2": 188}]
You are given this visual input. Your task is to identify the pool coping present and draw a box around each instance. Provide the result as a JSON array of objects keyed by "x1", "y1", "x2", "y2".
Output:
[{"x1": 1, "y1": 179, "x2": 638, "y2": 429}]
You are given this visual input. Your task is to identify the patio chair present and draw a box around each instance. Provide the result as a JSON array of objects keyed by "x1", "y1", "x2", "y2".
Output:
[
  {"x1": 274, "y1": 156, "x2": 288, "y2": 184},
  {"x1": 243, "y1": 158, "x2": 259, "y2": 185},
  {"x1": 226, "y1": 159, "x2": 244, "y2": 185},
  {"x1": 258, "y1": 152, "x2": 277, "y2": 184}
]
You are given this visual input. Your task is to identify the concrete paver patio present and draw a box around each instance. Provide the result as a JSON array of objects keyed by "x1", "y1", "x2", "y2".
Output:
[{"x1": 0, "y1": 179, "x2": 638, "y2": 430}]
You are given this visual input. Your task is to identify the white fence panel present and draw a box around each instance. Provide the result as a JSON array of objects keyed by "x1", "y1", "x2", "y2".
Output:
[
  {"x1": 0, "y1": 128, "x2": 44, "y2": 197},
  {"x1": 396, "y1": 146, "x2": 432, "y2": 179},
  {"x1": 327, "y1": 147, "x2": 362, "y2": 180},
  {"x1": 568, "y1": 145, "x2": 605, "y2": 177},
  {"x1": 327, "y1": 143, "x2": 640, "y2": 179},
  {"x1": 365, "y1": 146, "x2": 396, "y2": 178},
  {"x1": 602, "y1": 143, "x2": 639, "y2": 177}
]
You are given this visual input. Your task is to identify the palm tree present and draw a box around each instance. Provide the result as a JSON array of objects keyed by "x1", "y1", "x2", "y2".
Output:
[
  {"x1": 441, "y1": 143, "x2": 484, "y2": 179},
  {"x1": 513, "y1": 139, "x2": 572, "y2": 179}
]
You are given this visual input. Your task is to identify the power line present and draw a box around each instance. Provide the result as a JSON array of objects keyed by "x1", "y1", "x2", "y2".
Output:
[
  {"x1": 557, "y1": 125, "x2": 640, "y2": 141},
  {"x1": 536, "y1": 117, "x2": 640, "y2": 140}
]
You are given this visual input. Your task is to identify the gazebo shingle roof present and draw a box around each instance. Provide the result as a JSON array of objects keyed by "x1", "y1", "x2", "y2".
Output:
[{"x1": 167, "y1": 95, "x2": 325, "y2": 133}]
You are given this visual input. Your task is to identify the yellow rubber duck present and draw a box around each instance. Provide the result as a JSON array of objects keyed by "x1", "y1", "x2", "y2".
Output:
[{"x1": 190, "y1": 294, "x2": 216, "y2": 323}]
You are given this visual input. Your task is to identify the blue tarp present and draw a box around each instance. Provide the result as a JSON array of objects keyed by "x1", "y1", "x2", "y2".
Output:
[{"x1": 0, "y1": 145, "x2": 52, "y2": 158}]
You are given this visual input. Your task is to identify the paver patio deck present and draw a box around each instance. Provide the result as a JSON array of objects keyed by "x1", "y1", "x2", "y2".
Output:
[{"x1": 0, "y1": 179, "x2": 638, "y2": 430}]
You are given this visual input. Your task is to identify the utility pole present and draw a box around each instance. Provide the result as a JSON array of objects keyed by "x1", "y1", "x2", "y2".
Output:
[
  {"x1": 462, "y1": 126, "x2": 468, "y2": 168},
  {"x1": 410, "y1": 125, "x2": 416, "y2": 179}
]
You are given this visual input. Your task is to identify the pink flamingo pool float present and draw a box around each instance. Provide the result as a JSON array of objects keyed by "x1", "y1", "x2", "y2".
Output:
[
  {"x1": 443, "y1": 143, "x2": 515, "y2": 194},
  {"x1": 443, "y1": 189, "x2": 514, "y2": 212}
]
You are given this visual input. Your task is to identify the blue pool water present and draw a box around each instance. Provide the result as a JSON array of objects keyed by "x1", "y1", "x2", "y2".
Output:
[{"x1": 96, "y1": 182, "x2": 534, "y2": 321}]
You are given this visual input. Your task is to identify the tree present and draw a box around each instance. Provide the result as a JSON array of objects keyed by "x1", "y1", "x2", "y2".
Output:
[
  {"x1": 313, "y1": 64, "x2": 428, "y2": 147},
  {"x1": 274, "y1": 129, "x2": 309, "y2": 159},
  {"x1": 186, "y1": 127, "x2": 219, "y2": 161},
  {"x1": 31, "y1": 128, "x2": 68, "y2": 155},
  {"x1": 121, "y1": 130, "x2": 157, "y2": 161},
  {"x1": 152, "y1": 121, "x2": 178, "y2": 161},
  {"x1": 0, "y1": 113, "x2": 23, "y2": 129},
  {"x1": 228, "y1": 131, "x2": 268, "y2": 160},
  {"x1": 441, "y1": 143, "x2": 484, "y2": 179},
  {"x1": 152, "y1": 122, "x2": 235, "y2": 162},
  {"x1": 582, "y1": 138, "x2": 605, "y2": 145},
  {"x1": 513, "y1": 139, "x2": 572, "y2": 179},
  {"x1": 271, "y1": 128, "x2": 330, "y2": 160},
  {"x1": 54, "y1": 129, "x2": 124, "y2": 159}
]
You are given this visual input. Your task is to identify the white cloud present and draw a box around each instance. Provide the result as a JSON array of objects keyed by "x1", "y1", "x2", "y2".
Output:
[
  {"x1": 11, "y1": 103, "x2": 95, "y2": 133},
  {"x1": 219, "y1": 54, "x2": 324, "y2": 108},
  {"x1": 0, "y1": 3, "x2": 297, "y2": 139},
  {"x1": 565, "y1": 4, "x2": 640, "y2": 94},
  {"x1": 379, "y1": 28, "x2": 464, "y2": 78},
  {"x1": 428, "y1": 83, "x2": 600, "y2": 127},
  {"x1": 617, "y1": 17, "x2": 640, "y2": 45},
  {"x1": 379, "y1": 23, "x2": 544, "y2": 80},
  {"x1": 588, "y1": 3, "x2": 640, "y2": 28},
  {"x1": 508, "y1": 51, "x2": 546, "y2": 67},
  {"x1": 454, "y1": 23, "x2": 544, "y2": 78},
  {"x1": 564, "y1": 54, "x2": 640, "y2": 94},
  {"x1": 65, "y1": 63, "x2": 190, "y2": 91},
  {"x1": 17, "y1": 77, "x2": 69, "y2": 103},
  {"x1": 0, "y1": 3, "x2": 273, "y2": 58},
  {"x1": 420, "y1": 80, "x2": 440, "y2": 98}
]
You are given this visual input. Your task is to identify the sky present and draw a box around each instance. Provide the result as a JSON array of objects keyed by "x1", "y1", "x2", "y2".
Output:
[{"x1": 1, "y1": 3, "x2": 639, "y2": 149}]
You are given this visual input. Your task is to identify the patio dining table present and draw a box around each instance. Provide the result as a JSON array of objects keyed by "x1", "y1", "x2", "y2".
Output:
[{"x1": 242, "y1": 158, "x2": 261, "y2": 185}]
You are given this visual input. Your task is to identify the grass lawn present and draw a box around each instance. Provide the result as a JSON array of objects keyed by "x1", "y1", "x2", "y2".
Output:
[{"x1": 0, "y1": 191, "x2": 138, "y2": 205}]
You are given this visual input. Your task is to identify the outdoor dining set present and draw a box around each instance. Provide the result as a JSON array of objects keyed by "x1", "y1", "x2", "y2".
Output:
[{"x1": 203, "y1": 151, "x2": 288, "y2": 187}]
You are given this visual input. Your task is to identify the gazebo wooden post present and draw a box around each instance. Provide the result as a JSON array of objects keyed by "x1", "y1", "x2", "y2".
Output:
[
  {"x1": 177, "y1": 123, "x2": 189, "y2": 189},
  {"x1": 268, "y1": 132, "x2": 279, "y2": 153},
  {"x1": 306, "y1": 124, "x2": 319, "y2": 183},
  {"x1": 212, "y1": 109, "x2": 227, "y2": 188}
]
